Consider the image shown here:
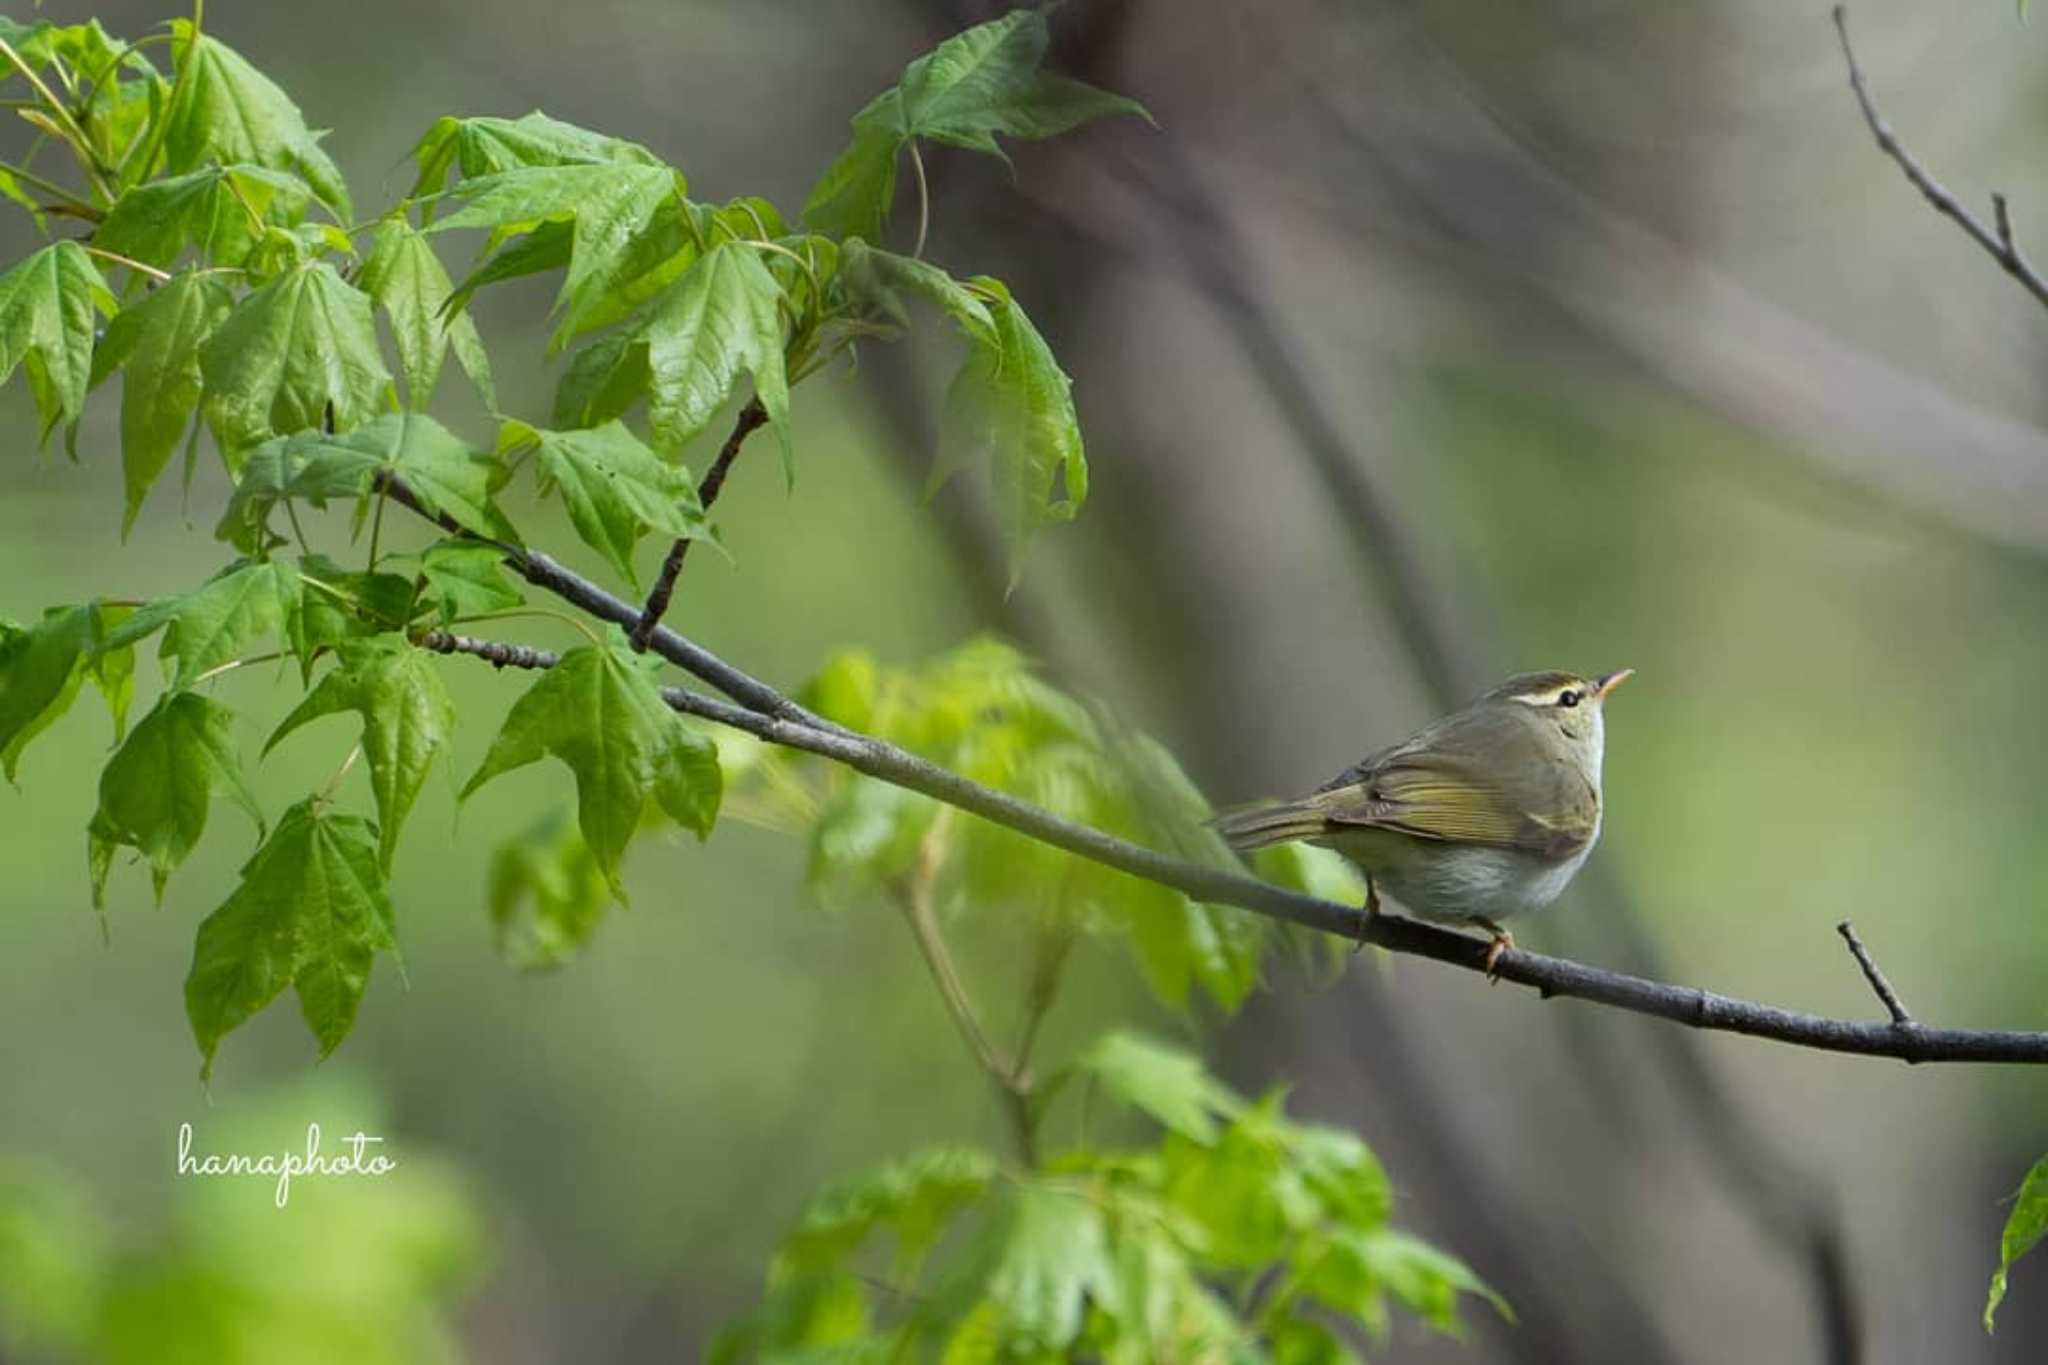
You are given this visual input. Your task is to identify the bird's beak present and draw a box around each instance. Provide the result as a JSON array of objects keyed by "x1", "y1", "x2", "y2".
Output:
[{"x1": 1594, "y1": 668, "x2": 1634, "y2": 700}]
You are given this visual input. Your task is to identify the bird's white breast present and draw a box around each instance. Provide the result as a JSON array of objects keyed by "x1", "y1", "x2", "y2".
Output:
[{"x1": 1328, "y1": 814, "x2": 1600, "y2": 926}]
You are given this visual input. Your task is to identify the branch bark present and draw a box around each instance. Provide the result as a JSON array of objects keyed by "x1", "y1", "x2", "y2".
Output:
[
  {"x1": 1834, "y1": 4, "x2": 2048, "y2": 312},
  {"x1": 629, "y1": 397, "x2": 768, "y2": 651},
  {"x1": 1837, "y1": 919, "x2": 1915, "y2": 1028},
  {"x1": 417, "y1": 626, "x2": 2048, "y2": 1067}
]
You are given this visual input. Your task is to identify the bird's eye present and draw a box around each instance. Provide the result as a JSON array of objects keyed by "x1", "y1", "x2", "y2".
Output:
[{"x1": 1558, "y1": 690, "x2": 1581, "y2": 708}]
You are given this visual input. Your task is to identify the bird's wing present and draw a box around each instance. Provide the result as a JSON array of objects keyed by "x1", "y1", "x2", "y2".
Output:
[{"x1": 1313, "y1": 714, "x2": 1598, "y2": 859}]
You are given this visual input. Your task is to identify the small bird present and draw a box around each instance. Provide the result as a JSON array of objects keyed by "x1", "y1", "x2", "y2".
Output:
[{"x1": 1212, "y1": 669, "x2": 1632, "y2": 976}]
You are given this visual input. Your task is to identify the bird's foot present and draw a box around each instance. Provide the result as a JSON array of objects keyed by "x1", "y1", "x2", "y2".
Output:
[
  {"x1": 1480, "y1": 924, "x2": 1515, "y2": 983},
  {"x1": 1351, "y1": 879, "x2": 1382, "y2": 955}
]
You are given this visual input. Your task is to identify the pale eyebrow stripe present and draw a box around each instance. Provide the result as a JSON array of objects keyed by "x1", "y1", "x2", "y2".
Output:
[{"x1": 1509, "y1": 685, "x2": 1582, "y2": 707}]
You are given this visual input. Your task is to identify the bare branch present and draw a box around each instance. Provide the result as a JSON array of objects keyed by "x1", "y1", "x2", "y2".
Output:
[
  {"x1": 416, "y1": 626, "x2": 2048, "y2": 1067},
  {"x1": 1833, "y1": 5, "x2": 2048, "y2": 312},
  {"x1": 629, "y1": 398, "x2": 768, "y2": 651},
  {"x1": 1836, "y1": 920, "x2": 1915, "y2": 1029}
]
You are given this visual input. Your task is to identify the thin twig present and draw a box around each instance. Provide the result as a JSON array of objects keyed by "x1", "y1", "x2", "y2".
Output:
[
  {"x1": 1836, "y1": 920, "x2": 1915, "y2": 1028},
  {"x1": 1011, "y1": 920, "x2": 1076, "y2": 1086},
  {"x1": 899, "y1": 808, "x2": 1038, "y2": 1165},
  {"x1": 415, "y1": 622, "x2": 2048, "y2": 1067},
  {"x1": 627, "y1": 398, "x2": 768, "y2": 651},
  {"x1": 1834, "y1": 5, "x2": 2048, "y2": 312}
]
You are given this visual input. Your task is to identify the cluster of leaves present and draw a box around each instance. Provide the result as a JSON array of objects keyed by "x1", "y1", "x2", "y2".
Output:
[
  {"x1": 485, "y1": 635, "x2": 1362, "y2": 989},
  {"x1": 0, "y1": 5, "x2": 1139, "y2": 1075},
  {"x1": 715, "y1": 1031, "x2": 1506, "y2": 1362},
  {"x1": 780, "y1": 638, "x2": 1356, "y2": 1012}
]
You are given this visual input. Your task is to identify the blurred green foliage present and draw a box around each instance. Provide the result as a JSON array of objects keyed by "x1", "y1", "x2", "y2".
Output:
[
  {"x1": 0, "y1": 1077, "x2": 481, "y2": 1364},
  {"x1": 715, "y1": 1031, "x2": 1502, "y2": 1362}
]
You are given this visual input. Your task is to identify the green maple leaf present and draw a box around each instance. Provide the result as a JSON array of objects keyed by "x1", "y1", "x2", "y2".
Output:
[
  {"x1": 411, "y1": 110, "x2": 661, "y2": 203},
  {"x1": 89, "y1": 270, "x2": 234, "y2": 534},
  {"x1": 486, "y1": 808, "x2": 612, "y2": 970},
  {"x1": 442, "y1": 217, "x2": 570, "y2": 311},
  {"x1": 159, "y1": 21, "x2": 351, "y2": 220},
  {"x1": 288, "y1": 555, "x2": 419, "y2": 674},
  {"x1": 894, "y1": 10, "x2": 1147, "y2": 153},
  {"x1": 776, "y1": 1146, "x2": 997, "y2": 1278},
  {"x1": 217, "y1": 411, "x2": 513, "y2": 553},
  {"x1": 359, "y1": 220, "x2": 494, "y2": 411},
  {"x1": 265, "y1": 638, "x2": 455, "y2": 871},
  {"x1": 974, "y1": 1182, "x2": 1118, "y2": 1352},
  {"x1": 937, "y1": 277, "x2": 1087, "y2": 584},
  {"x1": 638, "y1": 242, "x2": 791, "y2": 468},
  {"x1": 0, "y1": 602, "x2": 133, "y2": 781},
  {"x1": 415, "y1": 540, "x2": 524, "y2": 623},
  {"x1": 0, "y1": 242, "x2": 115, "y2": 445},
  {"x1": 101, "y1": 559, "x2": 303, "y2": 690},
  {"x1": 95, "y1": 165, "x2": 311, "y2": 271},
  {"x1": 184, "y1": 798, "x2": 398, "y2": 1080},
  {"x1": 1308, "y1": 1228, "x2": 1509, "y2": 1336},
  {"x1": 801, "y1": 9, "x2": 1146, "y2": 240},
  {"x1": 549, "y1": 241, "x2": 792, "y2": 467},
  {"x1": 840, "y1": 239, "x2": 994, "y2": 344},
  {"x1": 1989, "y1": 1154, "x2": 2048, "y2": 1331},
  {"x1": 87, "y1": 690, "x2": 263, "y2": 907},
  {"x1": 502, "y1": 418, "x2": 714, "y2": 590},
  {"x1": 462, "y1": 634, "x2": 722, "y2": 898},
  {"x1": 199, "y1": 262, "x2": 393, "y2": 469},
  {"x1": 426, "y1": 161, "x2": 688, "y2": 350},
  {"x1": 550, "y1": 328, "x2": 649, "y2": 431},
  {"x1": 802, "y1": 94, "x2": 903, "y2": 242},
  {"x1": 547, "y1": 196, "x2": 704, "y2": 349},
  {"x1": 1060, "y1": 1032, "x2": 1243, "y2": 1144}
]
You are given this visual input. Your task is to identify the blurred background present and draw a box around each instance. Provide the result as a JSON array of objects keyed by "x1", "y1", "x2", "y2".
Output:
[{"x1": 4, "y1": 0, "x2": 2048, "y2": 1360}]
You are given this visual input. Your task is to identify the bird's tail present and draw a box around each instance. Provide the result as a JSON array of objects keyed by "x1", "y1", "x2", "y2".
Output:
[{"x1": 1207, "y1": 799, "x2": 1329, "y2": 853}]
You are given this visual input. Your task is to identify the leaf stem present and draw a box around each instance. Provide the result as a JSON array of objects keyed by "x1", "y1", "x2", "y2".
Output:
[
  {"x1": 317, "y1": 742, "x2": 363, "y2": 806},
  {"x1": 0, "y1": 156, "x2": 99, "y2": 217},
  {"x1": 128, "y1": 0, "x2": 202, "y2": 188},
  {"x1": 444, "y1": 607, "x2": 603, "y2": 647},
  {"x1": 1011, "y1": 917, "x2": 1076, "y2": 1085},
  {"x1": 0, "y1": 35, "x2": 115, "y2": 201},
  {"x1": 748, "y1": 238, "x2": 823, "y2": 310},
  {"x1": 907, "y1": 139, "x2": 930, "y2": 259},
  {"x1": 80, "y1": 244, "x2": 171, "y2": 282},
  {"x1": 282, "y1": 497, "x2": 313, "y2": 557},
  {"x1": 220, "y1": 167, "x2": 270, "y2": 242},
  {"x1": 189, "y1": 651, "x2": 283, "y2": 687},
  {"x1": 366, "y1": 487, "x2": 388, "y2": 571}
]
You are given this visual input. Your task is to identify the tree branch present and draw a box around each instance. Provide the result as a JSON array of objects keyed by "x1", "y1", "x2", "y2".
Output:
[
  {"x1": 1833, "y1": 4, "x2": 2048, "y2": 313},
  {"x1": 378, "y1": 472, "x2": 838, "y2": 733},
  {"x1": 1836, "y1": 919, "x2": 1915, "y2": 1028},
  {"x1": 416, "y1": 627, "x2": 2048, "y2": 1067},
  {"x1": 629, "y1": 398, "x2": 769, "y2": 651}
]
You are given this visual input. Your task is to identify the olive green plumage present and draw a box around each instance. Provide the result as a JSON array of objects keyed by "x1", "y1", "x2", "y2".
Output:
[{"x1": 1214, "y1": 670, "x2": 1632, "y2": 956}]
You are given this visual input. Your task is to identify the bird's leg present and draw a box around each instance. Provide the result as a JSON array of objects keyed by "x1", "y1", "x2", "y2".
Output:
[
  {"x1": 1475, "y1": 919, "x2": 1515, "y2": 982},
  {"x1": 1350, "y1": 875, "x2": 1382, "y2": 954}
]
